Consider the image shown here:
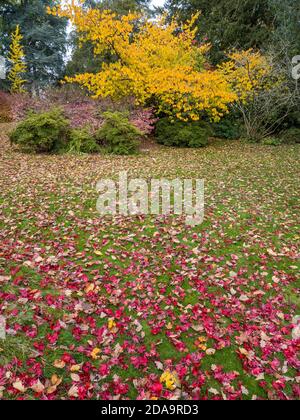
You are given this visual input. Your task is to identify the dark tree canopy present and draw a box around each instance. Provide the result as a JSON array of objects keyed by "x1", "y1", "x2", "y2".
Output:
[
  {"x1": 270, "y1": 0, "x2": 300, "y2": 58},
  {"x1": 1, "y1": 0, "x2": 299, "y2": 91},
  {"x1": 1, "y1": 0, "x2": 67, "y2": 93},
  {"x1": 165, "y1": 0, "x2": 277, "y2": 62},
  {"x1": 88, "y1": 0, "x2": 150, "y2": 14}
]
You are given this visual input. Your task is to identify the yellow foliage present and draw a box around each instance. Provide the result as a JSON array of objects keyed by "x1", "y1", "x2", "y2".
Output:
[
  {"x1": 90, "y1": 347, "x2": 101, "y2": 359},
  {"x1": 218, "y1": 49, "x2": 272, "y2": 103},
  {"x1": 49, "y1": 3, "x2": 236, "y2": 121},
  {"x1": 8, "y1": 25, "x2": 27, "y2": 93},
  {"x1": 108, "y1": 318, "x2": 116, "y2": 330},
  {"x1": 160, "y1": 370, "x2": 178, "y2": 390}
]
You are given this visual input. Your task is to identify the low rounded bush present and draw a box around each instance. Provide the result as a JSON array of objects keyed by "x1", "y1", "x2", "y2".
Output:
[
  {"x1": 280, "y1": 128, "x2": 300, "y2": 144},
  {"x1": 63, "y1": 128, "x2": 100, "y2": 154},
  {"x1": 212, "y1": 117, "x2": 241, "y2": 139},
  {"x1": 280, "y1": 110, "x2": 300, "y2": 130},
  {"x1": 261, "y1": 136, "x2": 282, "y2": 146},
  {"x1": 155, "y1": 118, "x2": 211, "y2": 147},
  {"x1": 242, "y1": 135, "x2": 261, "y2": 144},
  {"x1": 95, "y1": 111, "x2": 141, "y2": 155},
  {"x1": 289, "y1": 111, "x2": 300, "y2": 128},
  {"x1": 9, "y1": 108, "x2": 70, "y2": 153}
]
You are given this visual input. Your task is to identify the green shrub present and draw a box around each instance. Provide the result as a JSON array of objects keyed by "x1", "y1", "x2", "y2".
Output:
[
  {"x1": 212, "y1": 116, "x2": 241, "y2": 139},
  {"x1": 278, "y1": 110, "x2": 300, "y2": 131},
  {"x1": 280, "y1": 128, "x2": 300, "y2": 144},
  {"x1": 9, "y1": 108, "x2": 70, "y2": 153},
  {"x1": 242, "y1": 133, "x2": 261, "y2": 143},
  {"x1": 288, "y1": 111, "x2": 300, "y2": 128},
  {"x1": 155, "y1": 118, "x2": 211, "y2": 147},
  {"x1": 64, "y1": 128, "x2": 100, "y2": 154},
  {"x1": 95, "y1": 111, "x2": 141, "y2": 155},
  {"x1": 261, "y1": 137, "x2": 282, "y2": 146}
]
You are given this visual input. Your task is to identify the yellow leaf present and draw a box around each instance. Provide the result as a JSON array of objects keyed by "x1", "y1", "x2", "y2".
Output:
[
  {"x1": 85, "y1": 283, "x2": 95, "y2": 293},
  {"x1": 70, "y1": 364, "x2": 81, "y2": 372},
  {"x1": 90, "y1": 347, "x2": 101, "y2": 359},
  {"x1": 108, "y1": 318, "x2": 116, "y2": 330},
  {"x1": 198, "y1": 344, "x2": 207, "y2": 351},
  {"x1": 51, "y1": 374, "x2": 62, "y2": 386},
  {"x1": 160, "y1": 370, "x2": 179, "y2": 390},
  {"x1": 51, "y1": 374, "x2": 58, "y2": 385},
  {"x1": 46, "y1": 385, "x2": 58, "y2": 395}
]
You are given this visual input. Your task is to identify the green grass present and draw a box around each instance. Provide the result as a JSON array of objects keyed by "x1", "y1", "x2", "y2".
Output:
[{"x1": 0, "y1": 123, "x2": 299, "y2": 400}]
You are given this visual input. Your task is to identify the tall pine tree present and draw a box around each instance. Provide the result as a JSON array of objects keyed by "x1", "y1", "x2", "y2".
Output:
[{"x1": 1, "y1": 0, "x2": 67, "y2": 94}]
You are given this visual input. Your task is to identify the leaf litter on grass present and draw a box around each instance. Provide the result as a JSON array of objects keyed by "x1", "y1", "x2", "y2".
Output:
[{"x1": 0, "y1": 124, "x2": 299, "y2": 400}]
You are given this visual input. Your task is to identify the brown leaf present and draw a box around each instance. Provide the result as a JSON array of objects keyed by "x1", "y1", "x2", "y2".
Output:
[
  {"x1": 53, "y1": 359, "x2": 66, "y2": 369},
  {"x1": 31, "y1": 380, "x2": 45, "y2": 394},
  {"x1": 68, "y1": 384, "x2": 79, "y2": 397}
]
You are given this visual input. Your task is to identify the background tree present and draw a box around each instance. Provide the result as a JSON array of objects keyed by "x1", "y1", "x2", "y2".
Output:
[
  {"x1": 165, "y1": 0, "x2": 276, "y2": 63},
  {"x1": 95, "y1": 0, "x2": 150, "y2": 14},
  {"x1": 0, "y1": 0, "x2": 21, "y2": 35},
  {"x1": 270, "y1": 0, "x2": 300, "y2": 59},
  {"x1": 1, "y1": 0, "x2": 67, "y2": 94},
  {"x1": 8, "y1": 25, "x2": 27, "y2": 93}
]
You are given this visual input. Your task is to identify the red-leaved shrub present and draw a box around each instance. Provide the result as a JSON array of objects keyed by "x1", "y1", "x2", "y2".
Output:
[
  {"x1": 7, "y1": 88, "x2": 157, "y2": 134},
  {"x1": 130, "y1": 108, "x2": 158, "y2": 135},
  {"x1": 0, "y1": 91, "x2": 13, "y2": 123}
]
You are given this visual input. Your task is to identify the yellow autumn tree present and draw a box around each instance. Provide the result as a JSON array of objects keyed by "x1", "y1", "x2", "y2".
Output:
[
  {"x1": 49, "y1": 2, "x2": 237, "y2": 122},
  {"x1": 8, "y1": 25, "x2": 27, "y2": 93},
  {"x1": 218, "y1": 49, "x2": 286, "y2": 140},
  {"x1": 218, "y1": 49, "x2": 272, "y2": 103}
]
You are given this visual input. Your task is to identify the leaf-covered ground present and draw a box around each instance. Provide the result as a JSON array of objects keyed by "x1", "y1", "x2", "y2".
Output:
[{"x1": 0, "y1": 123, "x2": 299, "y2": 400}]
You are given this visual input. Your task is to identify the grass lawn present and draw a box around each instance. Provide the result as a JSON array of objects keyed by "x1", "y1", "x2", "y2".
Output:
[{"x1": 0, "y1": 122, "x2": 299, "y2": 400}]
